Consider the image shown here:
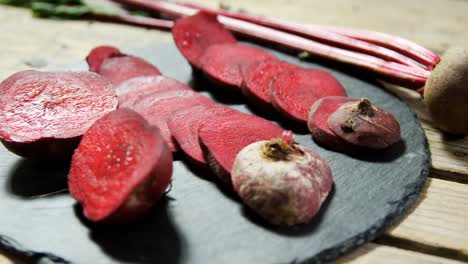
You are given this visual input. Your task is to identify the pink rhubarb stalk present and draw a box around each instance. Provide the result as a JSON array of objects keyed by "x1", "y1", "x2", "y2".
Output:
[
  {"x1": 181, "y1": 2, "x2": 430, "y2": 70},
  {"x1": 115, "y1": 0, "x2": 430, "y2": 87}
]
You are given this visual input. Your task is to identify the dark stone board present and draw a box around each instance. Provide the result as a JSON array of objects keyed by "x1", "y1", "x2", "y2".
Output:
[{"x1": 0, "y1": 43, "x2": 429, "y2": 264}]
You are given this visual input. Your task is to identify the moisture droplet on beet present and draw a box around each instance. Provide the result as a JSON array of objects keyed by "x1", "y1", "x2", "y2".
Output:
[{"x1": 68, "y1": 109, "x2": 173, "y2": 222}]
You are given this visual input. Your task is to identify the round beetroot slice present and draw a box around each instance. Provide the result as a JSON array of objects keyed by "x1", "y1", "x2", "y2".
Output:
[
  {"x1": 328, "y1": 99, "x2": 401, "y2": 149},
  {"x1": 200, "y1": 43, "x2": 277, "y2": 89},
  {"x1": 168, "y1": 104, "x2": 237, "y2": 166},
  {"x1": 116, "y1": 75, "x2": 192, "y2": 108},
  {"x1": 98, "y1": 56, "x2": 162, "y2": 86},
  {"x1": 172, "y1": 12, "x2": 237, "y2": 68},
  {"x1": 308, "y1": 96, "x2": 358, "y2": 150},
  {"x1": 86, "y1": 46, "x2": 123, "y2": 72},
  {"x1": 270, "y1": 68, "x2": 347, "y2": 123},
  {"x1": 242, "y1": 60, "x2": 297, "y2": 109},
  {"x1": 0, "y1": 70, "x2": 118, "y2": 159},
  {"x1": 131, "y1": 90, "x2": 214, "y2": 152},
  {"x1": 199, "y1": 113, "x2": 283, "y2": 184},
  {"x1": 68, "y1": 109, "x2": 173, "y2": 222}
]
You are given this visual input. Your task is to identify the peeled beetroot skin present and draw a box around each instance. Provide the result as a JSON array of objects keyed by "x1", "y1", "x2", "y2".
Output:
[
  {"x1": 231, "y1": 137, "x2": 333, "y2": 226},
  {"x1": 129, "y1": 89, "x2": 214, "y2": 152},
  {"x1": 0, "y1": 70, "x2": 118, "y2": 159},
  {"x1": 68, "y1": 109, "x2": 173, "y2": 222},
  {"x1": 200, "y1": 43, "x2": 277, "y2": 90},
  {"x1": 116, "y1": 75, "x2": 192, "y2": 108},
  {"x1": 198, "y1": 112, "x2": 283, "y2": 183},
  {"x1": 167, "y1": 104, "x2": 236, "y2": 166},
  {"x1": 241, "y1": 59, "x2": 297, "y2": 110},
  {"x1": 270, "y1": 68, "x2": 347, "y2": 123},
  {"x1": 308, "y1": 96, "x2": 358, "y2": 150},
  {"x1": 172, "y1": 12, "x2": 237, "y2": 68},
  {"x1": 328, "y1": 98, "x2": 401, "y2": 149},
  {"x1": 97, "y1": 56, "x2": 162, "y2": 86},
  {"x1": 86, "y1": 46, "x2": 123, "y2": 72}
]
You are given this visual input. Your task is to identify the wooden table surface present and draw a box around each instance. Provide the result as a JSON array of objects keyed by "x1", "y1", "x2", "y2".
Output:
[{"x1": 0, "y1": 0, "x2": 467, "y2": 263}]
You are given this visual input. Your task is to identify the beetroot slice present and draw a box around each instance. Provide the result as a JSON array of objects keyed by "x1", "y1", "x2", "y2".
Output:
[
  {"x1": 270, "y1": 68, "x2": 347, "y2": 123},
  {"x1": 168, "y1": 104, "x2": 237, "y2": 166},
  {"x1": 130, "y1": 89, "x2": 214, "y2": 152},
  {"x1": 86, "y1": 46, "x2": 123, "y2": 72},
  {"x1": 199, "y1": 112, "x2": 283, "y2": 183},
  {"x1": 172, "y1": 12, "x2": 237, "y2": 68},
  {"x1": 116, "y1": 75, "x2": 192, "y2": 108},
  {"x1": 200, "y1": 43, "x2": 277, "y2": 89},
  {"x1": 98, "y1": 56, "x2": 162, "y2": 86},
  {"x1": 68, "y1": 109, "x2": 173, "y2": 222},
  {"x1": 328, "y1": 99, "x2": 401, "y2": 149},
  {"x1": 242, "y1": 59, "x2": 297, "y2": 110},
  {"x1": 308, "y1": 96, "x2": 358, "y2": 150},
  {"x1": 0, "y1": 70, "x2": 117, "y2": 159}
]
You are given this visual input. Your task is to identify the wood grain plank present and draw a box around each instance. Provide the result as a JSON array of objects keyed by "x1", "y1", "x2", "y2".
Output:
[
  {"x1": 387, "y1": 178, "x2": 468, "y2": 258},
  {"x1": 335, "y1": 243, "x2": 465, "y2": 264}
]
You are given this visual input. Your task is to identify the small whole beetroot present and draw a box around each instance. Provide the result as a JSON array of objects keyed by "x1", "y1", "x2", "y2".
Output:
[
  {"x1": 231, "y1": 133, "x2": 333, "y2": 226},
  {"x1": 68, "y1": 109, "x2": 173, "y2": 223},
  {"x1": 328, "y1": 98, "x2": 401, "y2": 149}
]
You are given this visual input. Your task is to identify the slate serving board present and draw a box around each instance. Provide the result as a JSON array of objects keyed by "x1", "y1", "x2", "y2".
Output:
[{"x1": 0, "y1": 43, "x2": 429, "y2": 264}]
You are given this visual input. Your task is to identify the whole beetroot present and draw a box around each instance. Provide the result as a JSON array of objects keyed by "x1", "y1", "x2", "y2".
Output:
[
  {"x1": 231, "y1": 133, "x2": 333, "y2": 226},
  {"x1": 327, "y1": 98, "x2": 401, "y2": 149}
]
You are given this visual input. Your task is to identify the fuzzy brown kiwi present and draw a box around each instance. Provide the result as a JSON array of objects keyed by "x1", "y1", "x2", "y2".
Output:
[{"x1": 424, "y1": 47, "x2": 468, "y2": 135}]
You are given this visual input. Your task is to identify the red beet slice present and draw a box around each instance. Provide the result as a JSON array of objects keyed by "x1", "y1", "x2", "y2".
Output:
[
  {"x1": 130, "y1": 89, "x2": 214, "y2": 152},
  {"x1": 308, "y1": 96, "x2": 358, "y2": 150},
  {"x1": 199, "y1": 112, "x2": 283, "y2": 183},
  {"x1": 168, "y1": 104, "x2": 237, "y2": 166},
  {"x1": 241, "y1": 59, "x2": 297, "y2": 110},
  {"x1": 86, "y1": 46, "x2": 123, "y2": 72},
  {"x1": 116, "y1": 75, "x2": 192, "y2": 108},
  {"x1": 172, "y1": 12, "x2": 237, "y2": 68},
  {"x1": 0, "y1": 70, "x2": 117, "y2": 159},
  {"x1": 200, "y1": 43, "x2": 277, "y2": 89},
  {"x1": 270, "y1": 68, "x2": 347, "y2": 123},
  {"x1": 68, "y1": 109, "x2": 173, "y2": 222},
  {"x1": 98, "y1": 56, "x2": 162, "y2": 86},
  {"x1": 328, "y1": 98, "x2": 401, "y2": 149}
]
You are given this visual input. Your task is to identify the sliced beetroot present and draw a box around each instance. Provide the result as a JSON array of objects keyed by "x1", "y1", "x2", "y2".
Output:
[
  {"x1": 168, "y1": 104, "x2": 237, "y2": 166},
  {"x1": 308, "y1": 96, "x2": 358, "y2": 150},
  {"x1": 199, "y1": 112, "x2": 283, "y2": 184},
  {"x1": 86, "y1": 46, "x2": 123, "y2": 72},
  {"x1": 270, "y1": 68, "x2": 347, "y2": 123},
  {"x1": 130, "y1": 89, "x2": 214, "y2": 152},
  {"x1": 172, "y1": 12, "x2": 237, "y2": 68},
  {"x1": 0, "y1": 70, "x2": 117, "y2": 159},
  {"x1": 97, "y1": 55, "x2": 162, "y2": 86},
  {"x1": 116, "y1": 75, "x2": 192, "y2": 108},
  {"x1": 200, "y1": 43, "x2": 277, "y2": 89},
  {"x1": 241, "y1": 59, "x2": 297, "y2": 110},
  {"x1": 68, "y1": 109, "x2": 173, "y2": 222},
  {"x1": 328, "y1": 98, "x2": 401, "y2": 149}
]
